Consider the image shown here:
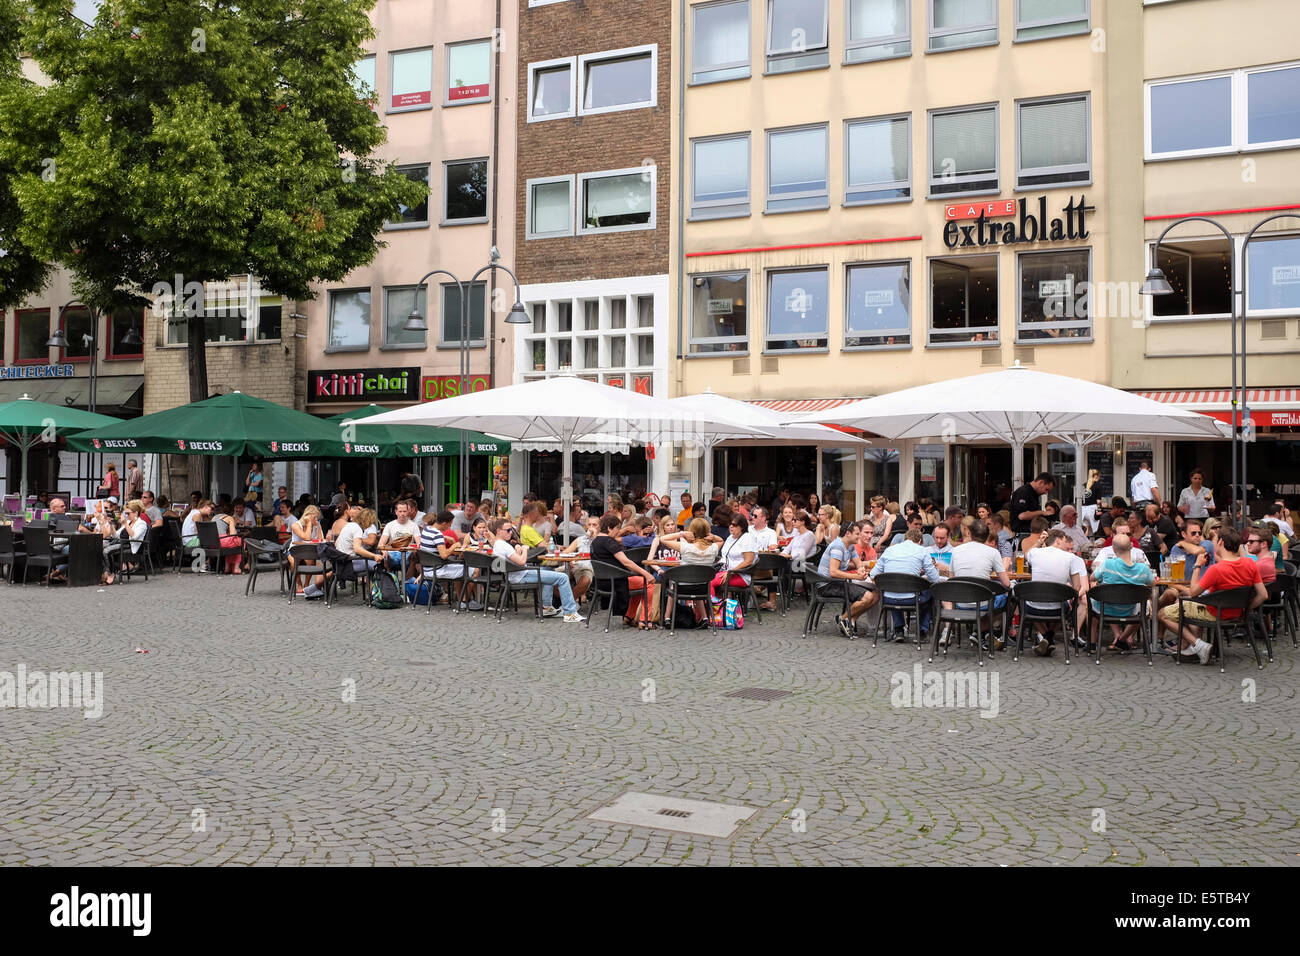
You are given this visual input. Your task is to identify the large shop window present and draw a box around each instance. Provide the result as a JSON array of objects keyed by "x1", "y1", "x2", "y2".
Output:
[
  {"x1": 692, "y1": 134, "x2": 750, "y2": 219},
  {"x1": 383, "y1": 286, "x2": 427, "y2": 349},
  {"x1": 440, "y1": 281, "x2": 486, "y2": 347},
  {"x1": 929, "y1": 254, "x2": 998, "y2": 345},
  {"x1": 1246, "y1": 234, "x2": 1300, "y2": 315},
  {"x1": 16, "y1": 309, "x2": 49, "y2": 363},
  {"x1": 845, "y1": 261, "x2": 911, "y2": 348},
  {"x1": 690, "y1": 272, "x2": 750, "y2": 353},
  {"x1": 1147, "y1": 63, "x2": 1300, "y2": 158},
  {"x1": 389, "y1": 48, "x2": 433, "y2": 111},
  {"x1": 847, "y1": 0, "x2": 911, "y2": 63},
  {"x1": 580, "y1": 47, "x2": 656, "y2": 115},
  {"x1": 389, "y1": 164, "x2": 430, "y2": 228},
  {"x1": 578, "y1": 168, "x2": 655, "y2": 234},
  {"x1": 766, "y1": 267, "x2": 829, "y2": 351},
  {"x1": 328, "y1": 290, "x2": 372, "y2": 351},
  {"x1": 1017, "y1": 248, "x2": 1091, "y2": 342},
  {"x1": 928, "y1": 0, "x2": 997, "y2": 52},
  {"x1": 845, "y1": 114, "x2": 910, "y2": 204},
  {"x1": 526, "y1": 175, "x2": 575, "y2": 239},
  {"x1": 767, "y1": 0, "x2": 829, "y2": 72},
  {"x1": 693, "y1": 0, "x2": 751, "y2": 83},
  {"x1": 107, "y1": 311, "x2": 144, "y2": 359},
  {"x1": 528, "y1": 57, "x2": 575, "y2": 121},
  {"x1": 767, "y1": 124, "x2": 829, "y2": 212},
  {"x1": 1148, "y1": 238, "x2": 1232, "y2": 319},
  {"x1": 61, "y1": 306, "x2": 94, "y2": 361},
  {"x1": 1015, "y1": 0, "x2": 1089, "y2": 41},
  {"x1": 929, "y1": 104, "x2": 998, "y2": 196},
  {"x1": 163, "y1": 281, "x2": 281, "y2": 346},
  {"x1": 446, "y1": 39, "x2": 491, "y2": 105},
  {"x1": 443, "y1": 159, "x2": 488, "y2": 224},
  {"x1": 1017, "y1": 94, "x2": 1089, "y2": 187}
]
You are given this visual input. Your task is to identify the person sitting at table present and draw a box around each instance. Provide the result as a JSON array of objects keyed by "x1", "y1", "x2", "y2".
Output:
[
  {"x1": 1050, "y1": 505, "x2": 1091, "y2": 552},
  {"x1": 181, "y1": 499, "x2": 212, "y2": 554},
  {"x1": 781, "y1": 510, "x2": 817, "y2": 563},
  {"x1": 561, "y1": 514, "x2": 601, "y2": 607},
  {"x1": 101, "y1": 500, "x2": 150, "y2": 585},
  {"x1": 773, "y1": 504, "x2": 798, "y2": 542},
  {"x1": 141, "y1": 491, "x2": 163, "y2": 527},
  {"x1": 814, "y1": 505, "x2": 841, "y2": 547},
  {"x1": 870, "y1": 526, "x2": 942, "y2": 644},
  {"x1": 1018, "y1": 516, "x2": 1051, "y2": 564},
  {"x1": 891, "y1": 512, "x2": 934, "y2": 549},
  {"x1": 1024, "y1": 529, "x2": 1088, "y2": 656},
  {"x1": 620, "y1": 515, "x2": 656, "y2": 549},
  {"x1": 519, "y1": 502, "x2": 550, "y2": 549},
  {"x1": 709, "y1": 505, "x2": 733, "y2": 541},
  {"x1": 490, "y1": 517, "x2": 584, "y2": 623},
  {"x1": 272, "y1": 499, "x2": 295, "y2": 540},
  {"x1": 591, "y1": 512, "x2": 658, "y2": 628},
  {"x1": 748, "y1": 507, "x2": 779, "y2": 552},
  {"x1": 711, "y1": 514, "x2": 757, "y2": 605},
  {"x1": 947, "y1": 518, "x2": 1012, "y2": 650},
  {"x1": 378, "y1": 499, "x2": 419, "y2": 575},
  {"x1": 820, "y1": 521, "x2": 877, "y2": 638},
  {"x1": 646, "y1": 514, "x2": 677, "y2": 563},
  {"x1": 419, "y1": 510, "x2": 478, "y2": 609},
  {"x1": 1244, "y1": 524, "x2": 1278, "y2": 584},
  {"x1": 286, "y1": 504, "x2": 325, "y2": 593},
  {"x1": 335, "y1": 508, "x2": 381, "y2": 575},
  {"x1": 1157, "y1": 526, "x2": 1265, "y2": 665},
  {"x1": 239, "y1": 493, "x2": 259, "y2": 526},
  {"x1": 657, "y1": 517, "x2": 722, "y2": 626},
  {"x1": 212, "y1": 504, "x2": 244, "y2": 574},
  {"x1": 1089, "y1": 533, "x2": 1154, "y2": 653},
  {"x1": 929, "y1": 523, "x2": 955, "y2": 577},
  {"x1": 356, "y1": 507, "x2": 381, "y2": 553}
]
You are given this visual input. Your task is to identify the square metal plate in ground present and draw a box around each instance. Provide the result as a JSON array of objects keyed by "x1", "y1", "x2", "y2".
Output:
[
  {"x1": 723, "y1": 687, "x2": 793, "y2": 701},
  {"x1": 587, "y1": 792, "x2": 757, "y2": 838}
]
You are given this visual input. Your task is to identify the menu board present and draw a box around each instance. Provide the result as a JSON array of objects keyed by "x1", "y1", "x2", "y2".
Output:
[{"x1": 1085, "y1": 441, "x2": 1113, "y2": 499}]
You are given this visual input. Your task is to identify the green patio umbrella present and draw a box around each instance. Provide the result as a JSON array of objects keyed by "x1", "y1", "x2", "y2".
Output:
[
  {"x1": 67, "y1": 390, "x2": 349, "y2": 459},
  {"x1": 323, "y1": 404, "x2": 511, "y2": 458},
  {"x1": 0, "y1": 394, "x2": 121, "y2": 504}
]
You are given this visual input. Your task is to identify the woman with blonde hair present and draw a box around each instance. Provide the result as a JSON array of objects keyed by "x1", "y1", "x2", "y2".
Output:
[
  {"x1": 1081, "y1": 468, "x2": 1101, "y2": 533},
  {"x1": 657, "y1": 516, "x2": 722, "y2": 625},
  {"x1": 814, "y1": 504, "x2": 842, "y2": 546}
]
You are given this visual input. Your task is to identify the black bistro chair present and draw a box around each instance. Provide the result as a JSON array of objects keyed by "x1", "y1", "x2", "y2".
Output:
[
  {"x1": 800, "y1": 570, "x2": 848, "y2": 638},
  {"x1": 1010, "y1": 581, "x2": 1080, "y2": 663},
  {"x1": 0, "y1": 525, "x2": 20, "y2": 584},
  {"x1": 412, "y1": 548, "x2": 453, "y2": 614},
  {"x1": 244, "y1": 539, "x2": 289, "y2": 596},
  {"x1": 929, "y1": 578, "x2": 998, "y2": 666},
  {"x1": 586, "y1": 558, "x2": 648, "y2": 632},
  {"x1": 162, "y1": 515, "x2": 186, "y2": 572},
  {"x1": 194, "y1": 522, "x2": 242, "y2": 574},
  {"x1": 288, "y1": 544, "x2": 329, "y2": 606},
  {"x1": 1086, "y1": 583, "x2": 1153, "y2": 666},
  {"x1": 743, "y1": 552, "x2": 789, "y2": 621},
  {"x1": 659, "y1": 564, "x2": 716, "y2": 635},
  {"x1": 20, "y1": 526, "x2": 56, "y2": 585},
  {"x1": 1255, "y1": 577, "x2": 1294, "y2": 659},
  {"x1": 871, "y1": 573, "x2": 932, "y2": 648},
  {"x1": 1174, "y1": 586, "x2": 1261, "y2": 673},
  {"x1": 459, "y1": 551, "x2": 501, "y2": 614}
]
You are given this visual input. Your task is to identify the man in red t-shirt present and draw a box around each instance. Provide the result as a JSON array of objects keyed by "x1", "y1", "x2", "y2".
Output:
[{"x1": 1159, "y1": 526, "x2": 1266, "y2": 664}]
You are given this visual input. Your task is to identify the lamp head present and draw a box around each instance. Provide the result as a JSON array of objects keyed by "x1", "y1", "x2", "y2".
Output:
[
  {"x1": 1139, "y1": 268, "x2": 1173, "y2": 296},
  {"x1": 403, "y1": 308, "x2": 427, "y2": 333},
  {"x1": 505, "y1": 301, "x2": 531, "y2": 324}
]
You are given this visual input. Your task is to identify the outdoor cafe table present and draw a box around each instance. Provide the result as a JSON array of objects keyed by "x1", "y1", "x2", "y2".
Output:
[{"x1": 49, "y1": 531, "x2": 102, "y2": 588}]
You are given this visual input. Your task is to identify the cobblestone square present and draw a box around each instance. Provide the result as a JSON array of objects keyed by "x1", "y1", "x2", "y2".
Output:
[{"x1": 1, "y1": 576, "x2": 1296, "y2": 866}]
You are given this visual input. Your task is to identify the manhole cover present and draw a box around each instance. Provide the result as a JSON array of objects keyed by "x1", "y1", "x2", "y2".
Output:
[
  {"x1": 723, "y1": 687, "x2": 793, "y2": 701},
  {"x1": 588, "y1": 793, "x2": 756, "y2": 838}
]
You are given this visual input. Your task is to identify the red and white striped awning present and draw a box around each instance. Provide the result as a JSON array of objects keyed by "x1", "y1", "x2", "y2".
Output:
[
  {"x1": 746, "y1": 397, "x2": 862, "y2": 413},
  {"x1": 1136, "y1": 388, "x2": 1300, "y2": 409}
]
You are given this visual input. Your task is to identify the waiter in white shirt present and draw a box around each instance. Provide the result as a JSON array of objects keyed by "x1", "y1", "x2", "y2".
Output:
[
  {"x1": 1130, "y1": 461, "x2": 1161, "y2": 509},
  {"x1": 1177, "y1": 468, "x2": 1215, "y2": 518}
]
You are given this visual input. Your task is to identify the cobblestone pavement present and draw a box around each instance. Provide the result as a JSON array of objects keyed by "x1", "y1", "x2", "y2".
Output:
[{"x1": 1, "y1": 573, "x2": 1296, "y2": 866}]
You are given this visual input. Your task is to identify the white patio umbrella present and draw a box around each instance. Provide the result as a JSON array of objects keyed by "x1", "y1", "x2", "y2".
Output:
[
  {"x1": 364, "y1": 376, "x2": 760, "y2": 542},
  {"x1": 783, "y1": 362, "x2": 1224, "y2": 510},
  {"x1": 669, "y1": 389, "x2": 869, "y2": 495}
]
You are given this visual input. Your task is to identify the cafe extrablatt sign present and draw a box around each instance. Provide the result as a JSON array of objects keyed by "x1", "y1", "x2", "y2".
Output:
[{"x1": 942, "y1": 194, "x2": 1094, "y2": 250}]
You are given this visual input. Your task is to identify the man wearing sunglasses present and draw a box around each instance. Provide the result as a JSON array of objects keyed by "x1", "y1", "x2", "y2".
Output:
[
  {"x1": 489, "y1": 517, "x2": 584, "y2": 622},
  {"x1": 1244, "y1": 525, "x2": 1278, "y2": 584}
]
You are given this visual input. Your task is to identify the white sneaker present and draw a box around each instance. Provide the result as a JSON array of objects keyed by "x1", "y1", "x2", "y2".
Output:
[
  {"x1": 563, "y1": 612, "x2": 585, "y2": 623},
  {"x1": 1195, "y1": 639, "x2": 1212, "y2": 665}
]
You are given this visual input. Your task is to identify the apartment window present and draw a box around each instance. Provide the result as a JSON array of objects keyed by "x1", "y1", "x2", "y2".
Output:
[
  {"x1": 1015, "y1": 0, "x2": 1089, "y2": 41},
  {"x1": 107, "y1": 311, "x2": 144, "y2": 359},
  {"x1": 846, "y1": 0, "x2": 911, "y2": 63},
  {"x1": 528, "y1": 57, "x2": 576, "y2": 121},
  {"x1": 526, "y1": 175, "x2": 575, "y2": 239},
  {"x1": 767, "y1": 124, "x2": 829, "y2": 212},
  {"x1": 1147, "y1": 64, "x2": 1300, "y2": 159},
  {"x1": 1017, "y1": 248, "x2": 1091, "y2": 341},
  {"x1": 579, "y1": 46, "x2": 656, "y2": 115},
  {"x1": 15, "y1": 309, "x2": 48, "y2": 363},
  {"x1": 389, "y1": 164, "x2": 430, "y2": 228},
  {"x1": 928, "y1": 0, "x2": 997, "y2": 52},
  {"x1": 446, "y1": 39, "x2": 491, "y2": 105},
  {"x1": 61, "y1": 306, "x2": 94, "y2": 361},
  {"x1": 353, "y1": 55, "x2": 376, "y2": 105},
  {"x1": 578, "y1": 167, "x2": 655, "y2": 234},
  {"x1": 689, "y1": 272, "x2": 750, "y2": 353},
  {"x1": 845, "y1": 114, "x2": 910, "y2": 204},
  {"x1": 692, "y1": 134, "x2": 750, "y2": 219},
  {"x1": 383, "y1": 286, "x2": 427, "y2": 348},
  {"x1": 328, "y1": 290, "x2": 371, "y2": 350},
  {"x1": 441, "y1": 282, "x2": 487, "y2": 347},
  {"x1": 443, "y1": 159, "x2": 488, "y2": 224},
  {"x1": 767, "y1": 0, "x2": 829, "y2": 72},
  {"x1": 1017, "y1": 94, "x2": 1089, "y2": 187},
  {"x1": 1247, "y1": 234, "x2": 1300, "y2": 315},
  {"x1": 929, "y1": 104, "x2": 997, "y2": 195},
  {"x1": 389, "y1": 48, "x2": 432, "y2": 111},
  {"x1": 1148, "y1": 238, "x2": 1232, "y2": 319},
  {"x1": 929, "y1": 255, "x2": 998, "y2": 345},
  {"x1": 693, "y1": 0, "x2": 751, "y2": 83},
  {"x1": 845, "y1": 262, "x2": 911, "y2": 348},
  {"x1": 256, "y1": 297, "x2": 282, "y2": 341},
  {"x1": 160, "y1": 278, "x2": 269, "y2": 346},
  {"x1": 766, "y1": 267, "x2": 829, "y2": 351}
]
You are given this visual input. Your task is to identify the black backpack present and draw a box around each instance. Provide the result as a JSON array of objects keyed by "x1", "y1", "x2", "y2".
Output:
[{"x1": 370, "y1": 569, "x2": 403, "y2": 609}]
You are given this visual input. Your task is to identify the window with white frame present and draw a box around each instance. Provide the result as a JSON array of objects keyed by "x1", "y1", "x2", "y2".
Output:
[
  {"x1": 446, "y1": 39, "x2": 492, "y2": 105},
  {"x1": 528, "y1": 57, "x2": 576, "y2": 121},
  {"x1": 846, "y1": 0, "x2": 911, "y2": 63},
  {"x1": 767, "y1": 267, "x2": 829, "y2": 351},
  {"x1": 526, "y1": 175, "x2": 575, "y2": 239},
  {"x1": 162, "y1": 279, "x2": 281, "y2": 346},
  {"x1": 383, "y1": 286, "x2": 427, "y2": 348},
  {"x1": 693, "y1": 0, "x2": 751, "y2": 83},
  {"x1": 1147, "y1": 63, "x2": 1300, "y2": 159},
  {"x1": 767, "y1": 124, "x2": 828, "y2": 212},
  {"x1": 328, "y1": 290, "x2": 371, "y2": 350},
  {"x1": 1017, "y1": 248, "x2": 1091, "y2": 341},
  {"x1": 388, "y1": 164, "x2": 429, "y2": 228},
  {"x1": 525, "y1": 293, "x2": 659, "y2": 383},
  {"x1": 692, "y1": 134, "x2": 750, "y2": 219},
  {"x1": 389, "y1": 48, "x2": 432, "y2": 111},
  {"x1": 845, "y1": 114, "x2": 910, "y2": 204},
  {"x1": 845, "y1": 261, "x2": 911, "y2": 348},
  {"x1": 443, "y1": 159, "x2": 488, "y2": 223},
  {"x1": 578, "y1": 167, "x2": 655, "y2": 234},
  {"x1": 579, "y1": 46, "x2": 656, "y2": 115},
  {"x1": 929, "y1": 254, "x2": 998, "y2": 344},
  {"x1": 689, "y1": 272, "x2": 750, "y2": 353},
  {"x1": 928, "y1": 0, "x2": 997, "y2": 52},
  {"x1": 1247, "y1": 234, "x2": 1300, "y2": 315},
  {"x1": 1149, "y1": 238, "x2": 1233, "y2": 319},
  {"x1": 1015, "y1": 0, "x2": 1089, "y2": 41},
  {"x1": 767, "y1": 0, "x2": 829, "y2": 72},
  {"x1": 1017, "y1": 94, "x2": 1089, "y2": 187},
  {"x1": 440, "y1": 281, "x2": 486, "y2": 347},
  {"x1": 929, "y1": 104, "x2": 998, "y2": 195}
]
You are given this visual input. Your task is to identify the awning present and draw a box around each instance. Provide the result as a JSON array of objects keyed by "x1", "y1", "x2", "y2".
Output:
[
  {"x1": 747, "y1": 397, "x2": 864, "y2": 413},
  {"x1": 0, "y1": 375, "x2": 143, "y2": 413},
  {"x1": 515, "y1": 434, "x2": 633, "y2": 455},
  {"x1": 1135, "y1": 388, "x2": 1300, "y2": 427}
]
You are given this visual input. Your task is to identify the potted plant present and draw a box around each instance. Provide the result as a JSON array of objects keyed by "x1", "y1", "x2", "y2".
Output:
[{"x1": 533, "y1": 342, "x2": 545, "y2": 371}]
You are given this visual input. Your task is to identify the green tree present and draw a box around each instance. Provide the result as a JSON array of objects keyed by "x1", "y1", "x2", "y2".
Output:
[{"x1": 0, "y1": 0, "x2": 423, "y2": 399}]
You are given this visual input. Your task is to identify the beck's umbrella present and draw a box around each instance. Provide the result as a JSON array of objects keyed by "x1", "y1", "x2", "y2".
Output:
[
  {"x1": 67, "y1": 390, "x2": 348, "y2": 459},
  {"x1": 0, "y1": 395, "x2": 121, "y2": 504}
]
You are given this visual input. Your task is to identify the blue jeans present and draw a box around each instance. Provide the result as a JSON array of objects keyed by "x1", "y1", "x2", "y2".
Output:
[
  {"x1": 536, "y1": 568, "x2": 578, "y2": 615},
  {"x1": 885, "y1": 588, "x2": 932, "y2": 635}
]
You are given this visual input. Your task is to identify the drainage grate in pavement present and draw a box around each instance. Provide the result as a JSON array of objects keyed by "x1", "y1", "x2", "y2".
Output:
[
  {"x1": 723, "y1": 687, "x2": 793, "y2": 701},
  {"x1": 588, "y1": 792, "x2": 757, "y2": 838}
]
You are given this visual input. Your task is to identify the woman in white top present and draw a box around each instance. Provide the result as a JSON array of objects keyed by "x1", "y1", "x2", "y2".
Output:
[
  {"x1": 656, "y1": 517, "x2": 722, "y2": 625},
  {"x1": 814, "y1": 505, "x2": 841, "y2": 547},
  {"x1": 288, "y1": 505, "x2": 325, "y2": 594},
  {"x1": 781, "y1": 510, "x2": 817, "y2": 562},
  {"x1": 712, "y1": 513, "x2": 757, "y2": 601},
  {"x1": 773, "y1": 504, "x2": 798, "y2": 541}
]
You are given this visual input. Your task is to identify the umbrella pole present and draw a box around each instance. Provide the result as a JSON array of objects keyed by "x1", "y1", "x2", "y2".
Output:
[
  {"x1": 1073, "y1": 439, "x2": 1086, "y2": 514},
  {"x1": 19, "y1": 437, "x2": 29, "y2": 507},
  {"x1": 372, "y1": 457, "x2": 379, "y2": 510},
  {"x1": 1011, "y1": 439, "x2": 1025, "y2": 489},
  {"x1": 562, "y1": 436, "x2": 573, "y2": 547},
  {"x1": 702, "y1": 438, "x2": 714, "y2": 503}
]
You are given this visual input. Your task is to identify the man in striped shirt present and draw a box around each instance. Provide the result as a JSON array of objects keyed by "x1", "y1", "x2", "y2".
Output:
[{"x1": 421, "y1": 510, "x2": 480, "y2": 609}]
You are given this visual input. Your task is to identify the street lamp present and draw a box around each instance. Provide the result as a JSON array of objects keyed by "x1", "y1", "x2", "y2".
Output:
[
  {"x1": 404, "y1": 248, "x2": 530, "y2": 507},
  {"x1": 1141, "y1": 212, "x2": 1300, "y2": 529},
  {"x1": 47, "y1": 300, "x2": 99, "y2": 413}
]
